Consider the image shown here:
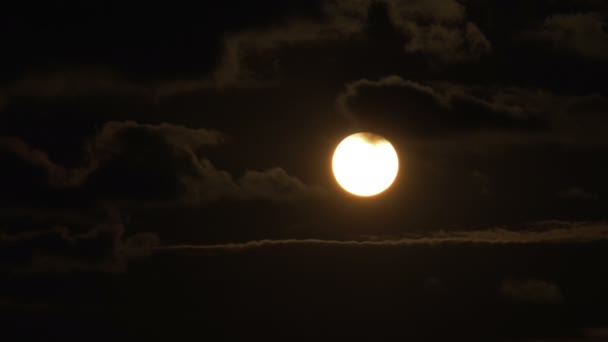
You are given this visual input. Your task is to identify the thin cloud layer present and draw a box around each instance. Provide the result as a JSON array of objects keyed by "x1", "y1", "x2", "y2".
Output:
[
  {"x1": 0, "y1": 68, "x2": 234, "y2": 106},
  {"x1": 157, "y1": 221, "x2": 608, "y2": 253}
]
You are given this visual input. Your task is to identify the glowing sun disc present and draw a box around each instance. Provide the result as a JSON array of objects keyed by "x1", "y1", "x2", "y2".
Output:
[{"x1": 332, "y1": 132, "x2": 399, "y2": 197}]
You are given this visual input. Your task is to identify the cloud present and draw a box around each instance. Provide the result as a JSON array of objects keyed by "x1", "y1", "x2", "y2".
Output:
[
  {"x1": 336, "y1": 76, "x2": 543, "y2": 138},
  {"x1": 156, "y1": 221, "x2": 608, "y2": 253},
  {"x1": 4, "y1": 215, "x2": 607, "y2": 272},
  {"x1": 0, "y1": 120, "x2": 320, "y2": 206},
  {"x1": 0, "y1": 213, "x2": 160, "y2": 273},
  {"x1": 524, "y1": 12, "x2": 608, "y2": 60},
  {"x1": 403, "y1": 22, "x2": 491, "y2": 62},
  {"x1": 0, "y1": 67, "x2": 243, "y2": 106},
  {"x1": 557, "y1": 186, "x2": 599, "y2": 200},
  {"x1": 386, "y1": 0, "x2": 466, "y2": 24},
  {"x1": 239, "y1": 168, "x2": 315, "y2": 201},
  {"x1": 383, "y1": 0, "x2": 491, "y2": 62},
  {"x1": 91, "y1": 120, "x2": 226, "y2": 155},
  {"x1": 213, "y1": 0, "x2": 369, "y2": 86},
  {"x1": 89, "y1": 121, "x2": 321, "y2": 203},
  {"x1": 0, "y1": 1, "x2": 491, "y2": 95},
  {"x1": 211, "y1": 0, "x2": 492, "y2": 85},
  {"x1": 0, "y1": 137, "x2": 90, "y2": 187},
  {"x1": 336, "y1": 76, "x2": 608, "y2": 147},
  {"x1": 5, "y1": 68, "x2": 151, "y2": 98},
  {"x1": 0, "y1": 1, "x2": 493, "y2": 97},
  {"x1": 500, "y1": 278, "x2": 564, "y2": 304},
  {"x1": 0, "y1": 120, "x2": 224, "y2": 192}
]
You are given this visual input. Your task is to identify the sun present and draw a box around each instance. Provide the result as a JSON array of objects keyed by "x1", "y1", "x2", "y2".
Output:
[{"x1": 332, "y1": 132, "x2": 399, "y2": 197}]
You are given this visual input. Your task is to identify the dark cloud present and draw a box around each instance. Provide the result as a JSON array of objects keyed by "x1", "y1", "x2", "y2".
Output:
[
  {"x1": 524, "y1": 12, "x2": 608, "y2": 60},
  {"x1": 210, "y1": 0, "x2": 492, "y2": 85},
  {"x1": 0, "y1": 1, "x2": 490, "y2": 98},
  {"x1": 0, "y1": 136, "x2": 92, "y2": 187},
  {"x1": 239, "y1": 168, "x2": 315, "y2": 201},
  {"x1": 0, "y1": 120, "x2": 320, "y2": 207},
  {"x1": 403, "y1": 22, "x2": 491, "y2": 62},
  {"x1": 365, "y1": 0, "x2": 492, "y2": 62},
  {"x1": 337, "y1": 76, "x2": 608, "y2": 148},
  {"x1": 336, "y1": 76, "x2": 543, "y2": 139},
  {"x1": 383, "y1": 0, "x2": 491, "y2": 62},
  {"x1": 500, "y1": 278, "x2": 564, "y2": 304},
  {"x1": 213, "y1": 0, "x2": 369, "y2": 86},
  {"x1": 88, "y1": 121, "x2": 321, "y2": 204},
  {"x1": 4, "y1": 68, "x2": 152, "y2": 99},
  {"x1": 387, "y1": 0, "x2": 466, "y2": 23},
  {"x1": 0, "y1": 214, "x2": 159, "y2": 273},
  {"x1": 0, "y1": 67, "x2": 239, "y2": 109}
]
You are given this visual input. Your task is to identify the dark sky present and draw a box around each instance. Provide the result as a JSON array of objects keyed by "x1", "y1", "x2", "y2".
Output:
[{"x1": 2, "y1": 1, "x2": 608, "y2": 340}]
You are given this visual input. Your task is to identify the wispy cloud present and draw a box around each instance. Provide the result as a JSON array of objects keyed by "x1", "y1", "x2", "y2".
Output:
[{"x1": 156, "y1": 221, "x2": 608, "y2": 253}]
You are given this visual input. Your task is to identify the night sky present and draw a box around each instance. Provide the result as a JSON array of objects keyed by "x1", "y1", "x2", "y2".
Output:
[{"x1": 2, "y1": 1, "x2": 608, "y2": 340}]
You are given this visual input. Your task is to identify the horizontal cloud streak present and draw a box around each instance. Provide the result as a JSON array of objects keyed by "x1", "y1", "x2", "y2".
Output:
[{"x1": 156, "y1": 221, "x2": 608, "y2": 252}]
